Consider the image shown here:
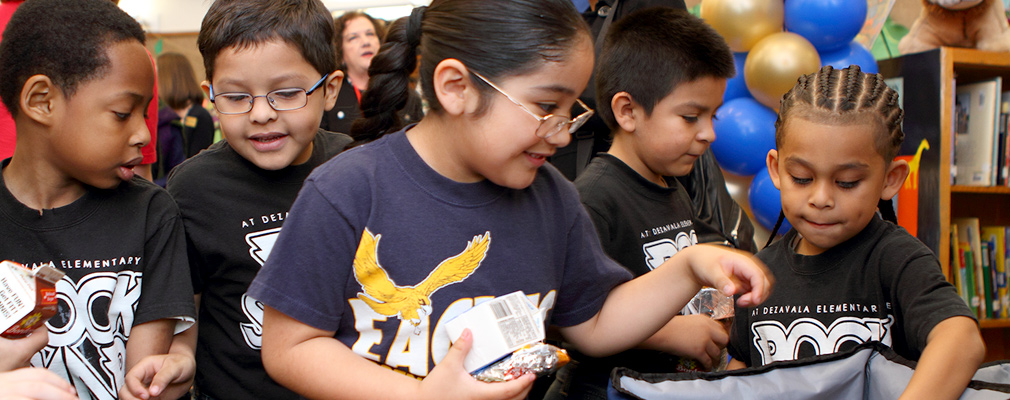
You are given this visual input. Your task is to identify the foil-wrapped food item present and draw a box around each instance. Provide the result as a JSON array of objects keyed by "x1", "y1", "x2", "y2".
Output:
[
  {"x1": 683, "y1": 287, "x2": 735, "y2": 320},
  {"x1": 472, "y1": 342, "x2": 569, "y2": 382}
]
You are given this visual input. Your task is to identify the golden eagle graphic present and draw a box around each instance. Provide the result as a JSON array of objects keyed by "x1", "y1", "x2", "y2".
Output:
[{"x1": 353, "y1": 228, "x2": 491, "y2": 330}]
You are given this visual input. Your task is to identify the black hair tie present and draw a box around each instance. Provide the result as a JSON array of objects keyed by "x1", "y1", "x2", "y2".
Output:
[{"x1": 406, "y1": 6, "x2": 426, "y2": 48}]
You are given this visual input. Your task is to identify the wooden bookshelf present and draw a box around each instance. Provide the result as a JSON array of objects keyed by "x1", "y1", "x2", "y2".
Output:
[
  {"x1": 879, "y1": 47, "x2": 1010, "y2": 362},
  {"x1": 951, "y1": 185, "x2": 1010, "y2": 194}
]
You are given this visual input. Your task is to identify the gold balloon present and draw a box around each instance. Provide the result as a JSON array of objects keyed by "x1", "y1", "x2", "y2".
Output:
[
  {"x1": 744, "y1": 32, "x2": 821, "y2": 110},
  {"x1": 700, "y1": 0, "x2": 783, "y2": 53}
]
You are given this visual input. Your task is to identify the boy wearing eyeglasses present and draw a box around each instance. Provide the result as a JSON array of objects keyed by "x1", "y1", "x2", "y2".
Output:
[
  {"x1": 546, "y1": 8, "x2": 739, "y2": 399},
  {"x1": 164, "y1": 0, "x2": 352, "y2": 399}
]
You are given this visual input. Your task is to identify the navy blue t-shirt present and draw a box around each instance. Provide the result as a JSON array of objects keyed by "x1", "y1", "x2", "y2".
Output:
[{"x1": 248, "y1": 128, "x2": 631, "y2": 378}]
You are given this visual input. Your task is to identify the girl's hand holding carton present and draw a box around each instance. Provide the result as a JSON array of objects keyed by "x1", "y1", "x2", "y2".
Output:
[{"x1": 419, "y1": 328, "x2": 536, "y2": 400}]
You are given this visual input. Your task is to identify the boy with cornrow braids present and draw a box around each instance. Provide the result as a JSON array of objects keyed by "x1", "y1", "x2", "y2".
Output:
[{"x1": 727, "y1": 65, "x2": 984, "y2": 400}]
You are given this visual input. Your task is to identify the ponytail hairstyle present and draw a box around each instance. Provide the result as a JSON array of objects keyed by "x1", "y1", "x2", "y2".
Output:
[
  {"x1": 776, "y1": 65, "x2": 904, "y2": 162},
  {"x1": 351, "y1": 0, "x2": 590, "y2": 144}
]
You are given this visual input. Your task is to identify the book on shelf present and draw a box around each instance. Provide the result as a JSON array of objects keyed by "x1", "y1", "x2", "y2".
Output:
[
  {"x1": 981, "y1": 226, "x2": 1009, "y2": 319},
  {"x1": 981, "y1": 241, "x2": 996, "y2": 318},
  {"x1": 954, "y1": 79, "x2": 1001, "y2": 186},
  {"x1": 951, "y1": 225, "x2": 973, "y2": 314},
  {"x1": 999, "y1": 93, "x2": 1010, "y2": 186},
  {"x1": 961, "y1": 241, "x2": 980, "y2": 316},
  {"x1": 953, "y1": 218, "x2": 985, "y2": 317},
  {"x1": 952, "y1": 223, "x2": 961, "y2": 296}
]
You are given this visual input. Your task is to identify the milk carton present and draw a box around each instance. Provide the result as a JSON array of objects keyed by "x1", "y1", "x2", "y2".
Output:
[{"x1": 0, "y1": 260, "x2": 63, "y2": 338}]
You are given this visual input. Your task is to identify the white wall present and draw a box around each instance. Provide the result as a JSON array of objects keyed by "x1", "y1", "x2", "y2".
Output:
[{"x1": 120, "y1": 0, "x2": 430, "y2": 34}]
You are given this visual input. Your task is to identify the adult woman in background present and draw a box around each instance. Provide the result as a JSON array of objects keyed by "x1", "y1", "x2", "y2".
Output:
[
  {"x1": 321, "y1": 11, "x2": 383, "y2": 135},
  {"x1": 325, "y1": 11, "x2": 423, "y2": 143}
]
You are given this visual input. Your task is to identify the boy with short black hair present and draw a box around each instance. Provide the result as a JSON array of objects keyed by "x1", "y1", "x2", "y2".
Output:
[
  {"x1": 548, "y1": 7, "x2": 737, "y2": 399},
  {"x1": 0, "y1": 1, "x2": 196, "y2": 399},
  {"x1": 727, "y1": 65, "x2": 984, "y2": 399},
  {"x1": 165, "y1": 0, "x2": 351, "y2": 398}
]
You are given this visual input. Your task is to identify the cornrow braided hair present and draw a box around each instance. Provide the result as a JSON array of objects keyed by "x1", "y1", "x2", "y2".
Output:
[{"x1": 775, "y1": 65, "x2": 904, "y2": 161}]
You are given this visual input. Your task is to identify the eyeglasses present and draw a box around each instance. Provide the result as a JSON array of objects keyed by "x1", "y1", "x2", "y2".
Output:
[
  {"x1": 469, "y1": 70, "x2": 594, "y2": 139},
  {"x1": 209, "y1": 74, "x2": 329, "y2": 115}
]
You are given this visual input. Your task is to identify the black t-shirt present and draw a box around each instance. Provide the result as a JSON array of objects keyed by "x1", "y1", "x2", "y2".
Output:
[
  {"x1": 576, "y1": 154, "x2": 702, "y2": 276},
  {"x1": 0, "y1": 159, "x2": 195, "y2": 400},
  {"x1": 728, "y1": 215, "x2": 975, "y2": 366},
  {"x1": 572, "y1": 154, "x2": 711, "y2": 375},
  {"x1": 320, "y1": 77, "x2": 361, "y2": 136},
  {"x1": 166, "y1": 130, "x2": 351, "y2": 399},
  {"x1": 182, "y1": 105, "x2": 215, "y2": 158}
]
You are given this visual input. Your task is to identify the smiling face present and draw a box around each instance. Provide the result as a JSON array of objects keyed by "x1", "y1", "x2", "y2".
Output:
[
  {"x1": 207, "y1": 39, "x2": 338, "y2": 170},
  {"x1": 341, "y1": 16, "x2": 380, "y2": 78},
  {"x1": 768, "y1": 117, "x2": 903, "y2": 255},
  {"x1": 50, "y1": 40, "x2": 154, "y2": 189},
  {"x1": 458, "y1": 37, "x2": 594, "y2": 189},
  {"x1": 616, "y1": 76, "x2": 726, "y2": 183}
]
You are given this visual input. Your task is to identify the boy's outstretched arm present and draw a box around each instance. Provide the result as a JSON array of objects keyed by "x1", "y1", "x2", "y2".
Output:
[
  {"x1": 898, "y1": 316, "x2": 984, "y2": 400},
  {"x1": 261, "y1": 306, "x2": 534, "y2": 400},
  {"x1": 636, "y1": 314, "x2": 728, "y2": 370},
  {"x1": 560, "y1": 244, "x2": 771, "y2": 357},
  {"x1": 120, "y1": 318, "x2": 196, "y2": 400}
]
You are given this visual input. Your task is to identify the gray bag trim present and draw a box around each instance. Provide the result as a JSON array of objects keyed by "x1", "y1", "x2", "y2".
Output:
[{"x1": 609, "y1": 342, "x2": 1010, "y2": 400}]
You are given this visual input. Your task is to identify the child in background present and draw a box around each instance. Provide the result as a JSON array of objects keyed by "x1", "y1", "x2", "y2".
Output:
[
  {"x1": 247, "y1": 1, "x2": 771, "y2": 399},
  {"x1": 0, "y1": 1, "x2": 196, "y2": 399},
  {"x1": 727, "y1": 65, "x2": 985, "y2": 400},
  {"x1": 548, "y1": 8, "x2": 737, "y2": 399},
  {"x1": 165, "y1": 0, "x2": 351, "y2": 399},
  {"x1": 153, "y1": 52, "x2": 215, "y2": 186}
]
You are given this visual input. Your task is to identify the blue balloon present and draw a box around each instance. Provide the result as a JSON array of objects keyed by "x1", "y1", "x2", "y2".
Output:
[
  {"x1": 724, "y1": 52, "x2": 753, "y2": 102},
  {"x1": 711, "y1": 97, "x2": 776, "y2": 176},
  {"x1": 748, "y1": 167, "x2": 792, "y2": 233},
  {"x1": 784, "y1": 0, "x2": 867, "y2": 52},
  {"x1": 818, "y1": 41, "x2": 878, "y2": 74}
]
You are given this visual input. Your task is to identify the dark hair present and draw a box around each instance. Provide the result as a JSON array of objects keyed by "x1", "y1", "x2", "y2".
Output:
[
  {"x1": 776, "y1": 65, "x2": 904, "y2": 161},
  {"x1": 595, "y1": 7, "x2": 733, "y2": 131},
  {"x1": 157, "y1": 52, "x2": 204, "y2": 110},
  {"x1": 0, "y1": 0, "x2": 145, "y2": 118},
  {"x1": 334, "y1": 11, "x2": 386, "y2": 70},
  {"x1": 198, "y1": 0, "x2": 336, "y2": 82},
  {"x1": 350, "y1": 0, "x2": 590, "y2": 143}
]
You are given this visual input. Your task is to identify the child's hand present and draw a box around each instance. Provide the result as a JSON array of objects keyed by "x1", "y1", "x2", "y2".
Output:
[
  {"x1": 419, "y1": 329, "x2": 535, "y2": 400},
  {"x1": 0, "y1": 367, "x2": 78, "y2": 400},
  {"x1": 0, "y1": 326, "x2": 49, "y2": 371},
  {"x1": 119, "y1": 353, "x2": 195, "y2": 400},
  {"x1": 646, "y1": 314, "x2": 728, "y2": 370},
  {"x1": 685, "y1": 244, "x2": 773, "y2": 307}
]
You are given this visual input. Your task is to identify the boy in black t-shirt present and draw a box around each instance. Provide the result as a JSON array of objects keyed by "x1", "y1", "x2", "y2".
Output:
[
  {"x1": 727, "y1": 65, "x2": 984, "y2": 400},
  {"x1": 548, "y1": 8, "x2": 739, "y2": 399},
  {"x1": 0, "y1": 1, "x2": 196, "y2": 399},
  {"x1": 165, "y1": 0, "x2": 351, "y2": 399}
]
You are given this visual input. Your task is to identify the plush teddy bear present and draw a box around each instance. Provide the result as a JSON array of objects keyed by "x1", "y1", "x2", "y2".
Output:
[{"x1": 899, "y1": 0, "x2": 1010, "y2": 54}]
